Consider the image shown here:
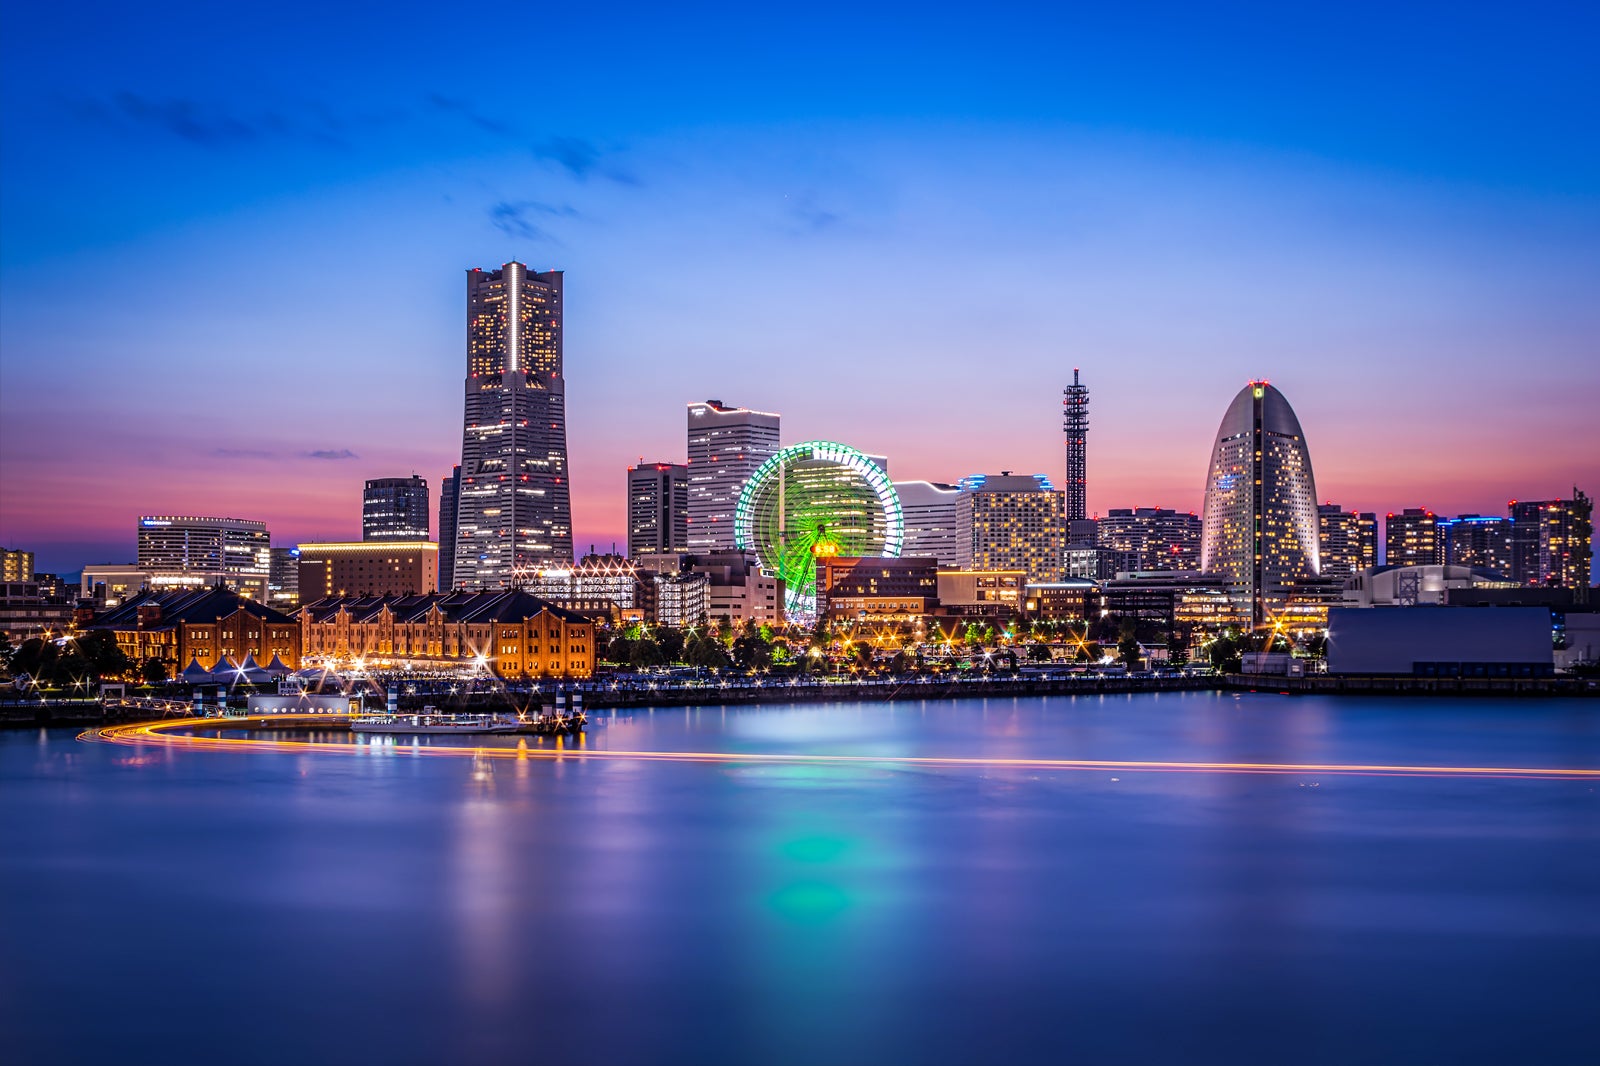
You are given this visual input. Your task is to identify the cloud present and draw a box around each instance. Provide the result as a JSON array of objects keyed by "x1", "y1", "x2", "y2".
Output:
[
  {"x1": 212, "y1": 447, "x2": 277, "y2": 459},
  {"x1": 489, "y1": 200, "x2": 578, "y2": 242},
  {"x1": 533, "y1": 136, "x2": 639, "y2": 185},
  {"x1": 305, "y1": 449, "x2": 359, "y2": 461},
  {"x1": 785, "y1": 192, "x2": 844, "y2": 234},
  {"x1": 427, "y1": 94, "x2": 514, "y2": 136},
  {"x1": 68, "y1": 92, "x2": 349, "y2": 148}
]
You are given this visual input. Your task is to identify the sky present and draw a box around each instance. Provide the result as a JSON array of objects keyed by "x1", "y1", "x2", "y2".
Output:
[{"x1": 2, "y1": 1, "x2": 1597, "y2": 573}]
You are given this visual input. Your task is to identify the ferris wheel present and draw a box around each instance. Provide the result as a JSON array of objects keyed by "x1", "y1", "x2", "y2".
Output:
[{"x1": 733, "y1": 441, "x2": 904, "y2": 619}]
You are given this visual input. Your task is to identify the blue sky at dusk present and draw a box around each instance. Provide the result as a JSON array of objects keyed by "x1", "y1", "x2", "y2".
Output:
[{"x1": 2, "y1": 1, "x2": 1597, "y2": 573}]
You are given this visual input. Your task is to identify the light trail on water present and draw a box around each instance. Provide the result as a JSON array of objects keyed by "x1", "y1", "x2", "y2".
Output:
[{"x1": 78, "y1": 717, "x2": 1600, "y2": 781}]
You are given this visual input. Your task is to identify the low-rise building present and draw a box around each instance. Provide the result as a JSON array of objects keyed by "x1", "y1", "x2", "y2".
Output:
[
  {"x1": 89, "y1": 587, "x2": 302, "y2": 671},
  {"x1": 935, "y1": 569, "x2": 1026, "y2": 620},
  {"x1": 1342, "y1": 564, "x2": 1518, "y2": 608},
  {"x1": 817, "y1": 556, "x2": 939, "y2": 624},
  {"x1": 297, "y1": 541, "x2": 439, "y2": 600},
  {"x1": 0, "y1": 581, "x2": 75, "y2": 640},
  {"x1": 1022, "y1": 580, "x2": 1098, "y2": 622},
  {"x1": 298, "y1": 590, "x2": 594, "y2": 678},
  {"x1": 1326, "y1": 606, "x2": 1553, "y2": 677}
]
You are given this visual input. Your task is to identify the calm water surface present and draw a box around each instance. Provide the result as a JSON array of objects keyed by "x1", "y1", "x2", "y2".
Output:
[{"x1": 4, "y1": 691, "x2": 1598, "y2": 1065}]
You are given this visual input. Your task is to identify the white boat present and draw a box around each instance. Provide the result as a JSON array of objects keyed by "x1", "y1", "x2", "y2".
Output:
[{"x1": 350, "y1": 708, "x2": 519, "y2": 735}]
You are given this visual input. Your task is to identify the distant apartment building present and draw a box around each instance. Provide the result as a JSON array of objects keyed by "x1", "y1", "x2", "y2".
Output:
[
  {"x1": 297, "y1": 541, "x2": 439, "y2": 600},
  {"x1": 1063, "y1": 544, "x2": 1140, "y2": 580},
  {"x1": 893, "y1": 481, "x2": 965, "y2": 565},
  {"x1": 957, "y1": 473, "x2": 1065, "y2": 582},
  {"x1": 1095, "y1": 507, "x2": 1201, "y2": 570},
  {"x1": 686, "y1": 400, "x2": 780, "y2": 552},
  {"x1": 363, "y1": 476, "x2": 430, "y2": 540},
  {"x1": 1438, "y1": 515, "x2": 1513, "y2": 575},
  {"x1": 2, "y1": 548, "x2": 34, "y2": 582},
  {"x1": 628, "y1": 462, "x2": 689, "y2": 556},
  {"x1": 1384, "y1": 509, "x2": 1438, "y2": 568},
  {"x1": 1318, "y1": 505, "x2": 1378, "y2": 580},
  {"x1": 136, "y1": 515, "x2": 271, "y2": 599},
  {"x1": 1511, "y1": 490, "x2": 1593, "y2": 603}
]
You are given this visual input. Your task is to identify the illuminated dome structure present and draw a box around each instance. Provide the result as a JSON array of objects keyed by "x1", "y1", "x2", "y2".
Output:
[
  {"x1": 733, "y1": 441, "x2": 904, "y2": 620},
  {"x1": 1200, "y1": 380, "x2": 1320, "y2": 630}
]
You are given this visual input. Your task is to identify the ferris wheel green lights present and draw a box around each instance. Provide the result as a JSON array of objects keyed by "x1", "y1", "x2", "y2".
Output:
[{"x1": 733, "y1": 441, "x2": 904, "y2": 619}]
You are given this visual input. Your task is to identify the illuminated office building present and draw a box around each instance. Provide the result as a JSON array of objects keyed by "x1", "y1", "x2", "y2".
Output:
[
  {"x1": 297, "y1": 541, "x2": 439, "y2": 600},
  {"x1": 1199, "y1": 381, "x2": 1320, "y2": 629},
  {"x1": 453, "y1": 263, "x2": 573, "y2": 587},
  {"x1": 686, "y1": 400, "x2": 780, "y2": 552},
  {"x1": 894, "y1": 481, "x2": 965, "y2": 566},
  {"x1": 363, "y1": 476, "x2": 430, "y2": 540},
  {"x1": 136, "y1": 515, "x2": 271, "y2": 599},
  {"x1": 628, "y1": 462, "x2": 689, "y2": 556}
]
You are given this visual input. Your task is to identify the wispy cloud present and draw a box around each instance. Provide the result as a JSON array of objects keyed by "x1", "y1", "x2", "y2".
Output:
[
  {"x1": 70, "y1": 92, "x2": 349, "y2": 148},
  {"x1": 489, "y1": 200, "x2": 579, "y2": 242},
  {"x1": 212, "y1": 447, "x2": 277, "y2": 459},
  {"x1": 427, "y1": 94, "x2": 513, "y2": 136},
  {"x1": 784, "y1": 192, "x2": 844, "y2": 234},
  {"x1": 305, "y1": 449, "x2": 359, "y2": 461},
  {"x1": 533, "y1": 136, "x2": 639, "y2": 185}
]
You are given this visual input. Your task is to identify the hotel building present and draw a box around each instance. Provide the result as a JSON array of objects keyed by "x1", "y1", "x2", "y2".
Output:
[
  {"x1": 1199, "y1": 381, "x2": 1320, "y2": 629},
  {"x1": 956, "y1": 473, "x2": 1066, "y2": 583},
  {"x1": 687, "y1": 400, "x2": 780, "y2": 552}
]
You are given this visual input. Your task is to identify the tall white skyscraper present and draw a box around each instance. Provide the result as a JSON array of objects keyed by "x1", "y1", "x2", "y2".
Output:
[
  {"x1": 1200, "y1": 380, "x2": 1320, "y2": 628},
  {"x1": 686, "y1": 400, "x2": 780, "y2": 552},
  {"x1": 453, "y1": 263, "x2": 573, "y2": 588},
  {"x1": 894, "y1": 480, "x2": 964, "y2": 566}
]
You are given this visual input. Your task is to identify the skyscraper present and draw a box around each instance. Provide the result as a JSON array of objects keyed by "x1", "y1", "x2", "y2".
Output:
[
  {"x1": 894, "y1": 480, "x2": 965, "y2": 565},
  {"x1": 1062, "y1": 368, "x2": 1089, "y2": 527},
  {"x1": 686, "y1": 400, "x2": 780, "y2": 552},
  {"x1": 956, "y1": 473, "x2": 1066, "y2": 582},
  {"x1": 363, "y1": 476, "x2": 429, "y2": 540},
  {"x1": 438, "y1": 465, "x2": 460, "y2": 591},
  {"x1": 1200, "y1": 381, "x2": 1319, "y2": 629},
  {"x1": 628, "y1": 462, "x2": 689, "y2": 556},
  {"x1": 453, "y1": 264, "x2": 573, "y2": 588}
]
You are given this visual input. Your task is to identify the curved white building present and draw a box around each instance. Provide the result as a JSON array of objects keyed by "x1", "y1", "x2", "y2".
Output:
[{"x1": 1200, "y1": 381, "x2": 1320, "y2": 628}]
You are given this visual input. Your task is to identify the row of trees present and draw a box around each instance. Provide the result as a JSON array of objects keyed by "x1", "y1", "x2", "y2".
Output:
[{"x1": 1, "y1": 632, "x2": 171, "y2": 689}]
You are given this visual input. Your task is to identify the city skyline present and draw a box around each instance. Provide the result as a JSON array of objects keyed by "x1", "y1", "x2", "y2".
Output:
[{"x1": 3, "y1": 5, "x2": 1599, "y2": 572}]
